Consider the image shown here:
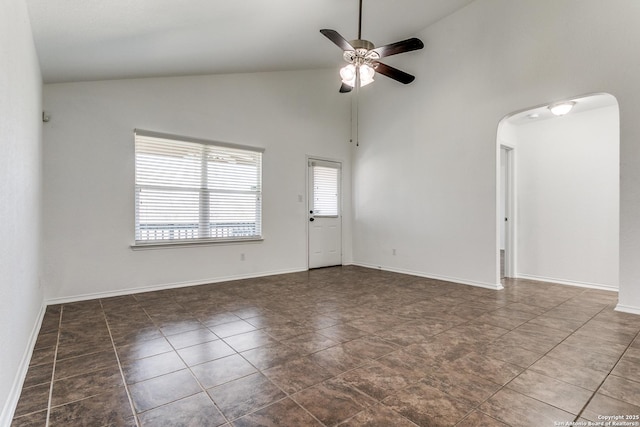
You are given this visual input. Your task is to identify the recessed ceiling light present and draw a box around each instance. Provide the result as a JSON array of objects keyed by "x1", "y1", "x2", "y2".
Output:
[{"x1": 549, "y1": 101, "x2": 576, "y2": 116}]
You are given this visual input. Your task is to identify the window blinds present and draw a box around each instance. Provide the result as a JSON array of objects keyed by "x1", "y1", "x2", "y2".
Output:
[
  {"x1": 312, "y1": 164, "x2": 339, "y2": 217},
  {"x1": 134, "y1": 130, "x2": 263, "y2": 244}
]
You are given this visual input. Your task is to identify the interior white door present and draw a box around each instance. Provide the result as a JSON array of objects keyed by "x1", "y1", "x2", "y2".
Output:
[{"x1": 308, "y1": 159, "x2": 342, "y2": 268}]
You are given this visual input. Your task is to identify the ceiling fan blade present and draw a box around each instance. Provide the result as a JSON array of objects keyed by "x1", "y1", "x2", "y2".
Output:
[
  {"x1": 373, "y1": 62, "x2": 415, "y2": 84},
  {"x1": 320, "y1": 29, "x2": 355, "y2": 51},
  {"x1": 372, "y1": 38, "x2": 424, "y2": 58},
  {"x1": 339, "y1": 83, "x2": 353, "y2": 93}
]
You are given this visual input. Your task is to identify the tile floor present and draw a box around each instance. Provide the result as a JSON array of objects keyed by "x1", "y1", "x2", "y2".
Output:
[{"x1": 11, "y1": 266, "x2": 640, "y2": 426}]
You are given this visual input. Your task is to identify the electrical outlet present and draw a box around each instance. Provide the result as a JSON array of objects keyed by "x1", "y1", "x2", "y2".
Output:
[{"x1": 240, "y1": 253, "x2": 245, "y2": 261}]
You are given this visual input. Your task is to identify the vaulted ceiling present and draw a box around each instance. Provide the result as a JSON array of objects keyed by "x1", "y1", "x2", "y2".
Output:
[{"x1": 25, "y1": 0, "x2": 475, "y2": 83}]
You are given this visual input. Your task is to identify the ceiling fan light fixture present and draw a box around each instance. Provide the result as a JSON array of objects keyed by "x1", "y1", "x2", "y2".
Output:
[
  {"x1": 340, "y1": 64, "x2": 357, "y2": 87},
  {"x1": 359, "y1": 64, "x2": 375, "y2": 87},
  {"x1": 549, "y1": 101, "x2": 576, "y2": 116}
]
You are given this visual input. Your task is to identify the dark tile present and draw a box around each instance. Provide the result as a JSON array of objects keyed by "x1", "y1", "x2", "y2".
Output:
[
  {"x1": 420, "y1": 366, "x2": 501, "y2": 407},
  {"x1": 403, "y1": 340, "x2": 474, "y2": 367},
  {"x1": 599, "y1": 375, "x2": 640, "y2": 407},
  {"x1": 158, "y1": 319, "x2": 205, "y2": 336},
  {"x1": 29, "y1": 346, "x2": 56, "y2": 367},
  {"x1": 48, "y1": 386, "x2": 133, "y2": 426},
  {"x1": 382, "y1": 382, "x2": 473, "y2": 426},
  {"x1": 223, "y1": 330, "x2": 280, "y2": 353},
  {"x1": 342, "y1": 336, "x2": 398, "y2": 360},
  {"x1": 447, "y1": 353, "x2": 523, "y2": 386},
  {"x1": 458, "y1": 410, "x2": 510, "y2": 427},
  {"x1": 375, "y1": 350, "x2": 433, "y2": 379},
  {"x1": 10, "y1": 410, "x2": 47, "y2": 427},
  {"x1": 13, "y1": 267, "x2": 636, "y2": 427},
  {"x1": 232, "y1": 398, "x2": 322, "y2": 427},
  {"x1": 200, "y1": 312, "x2": 242, "y2": 327},
  {"x1": 341, "y1": 362, "x2": 415, "y2": 401},
  {"x1": 612, "y1": 357, "x2": 640, "y2": 383},
  {"x1": 207, "y1": 373, "x2": 285, "y2": 420},
  {"x1": 165, "y1": 328, "x2": 218, "y2": 349},
  {"x1": 478, "y1": 388, "x2": 575, "y2": 427},
  {"x1": 51, "y1": 366, "x2": 124, "y2": 406},
  {"x1": 209, "y1": 320, "x2": 257, "y2": 338},
  {"x1": 177, "y1": 340, "x2": 236, "y2": 366},
  {"x1": 581, "y1": 393, "x2": 640, "y2": 423},
  {"x1": 529, "y1": 354, "x2": 609, "y2": 391},
  {"x1": 263, "y1": 321, "x2": 316, "y2": 341},
  {"x1": 263, "y1": 356, "x2": 332, "y2": 394},
  {"x1": 33, "y1": 331, "x2": 58, "y2": 350},
  {"x1": 293, "y1": 377, "x2": 377, "y2": 426},
  {"x1": 122, "y1": 351, "x2": 186, "y2": 384},
  {"x1": 22, "y1": 362, "x2": 53, "y2": 388},
  {"x1": 54, "y1": 350, "x2": 118, "y2": 380},
  {"x1": 55, "y1": 338, "x2": 113, "y2": 360},
  {"x1": 309, "y1": 344, "x2": 371, "y2": 376},
  {"x1": 317, "y1": 324, "x2": 367, "y2": 342},
  {"x1": 13, "y1": 383, "x2": 50, "y2": 418},
  {"x1": 525, "y1": 314, "x2": 587, "y2": 333},
  {"x1": 116, "y1": 336, "x2": 173, "y2": 361},
  {"x1": 481, "y1": 341, "x2": 544, "y2": 368},
  {"x1": 129, "y1": 369, "x2": 202, "y2": 413},
  {"x1": 139, "y1": 392, "x2": 226, "y2": 427},
  {"x1": 446, "y1": 322, "x2": 510, "y2": 343},
  {"x1": 338, "y1": 403, "x2": 418, "y2": 426},
  {"x1": 562, "y1": 333, "x2": 629, "y2": 358},
  {"x1": 545, "y1": 343, "x2": 620, "y2": 372},
  {"x1": 110, "y1": 325, "x2": 164, "y2": 346},
  {"x1": 191, "y1": 354, "x2": 257, "y2": 389},
  {"x1": 281, "y1": 332, "x2": 338, "y2": 354},
  {"x1": 240, "y1": 343, "x2": 302, "y2": 370},
  {"x1": 506, "y1": 370, "x2": 593, "y2": 415}
]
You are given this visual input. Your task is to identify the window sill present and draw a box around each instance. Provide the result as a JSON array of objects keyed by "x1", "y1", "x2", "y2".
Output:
[{"x1": 130, "y1": 237, "x2": 263, "y2": 250}]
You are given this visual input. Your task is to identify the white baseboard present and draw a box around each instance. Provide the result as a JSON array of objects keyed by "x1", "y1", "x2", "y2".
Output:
[
  {"x1": 615, "y1": 304, "x2": 640, "y2": 315},
  {"x1": 46, "y1": 267, "x2": 308, "y2": 305},
  {"x1": 515, "y1": 274, "x2": 618, "y2": 292},
  {"x1": 352, "y1": 262, "x2": 504, "y2": 290},
  {"x1": 0, "y1": 303, "x2": 46, "y2": 427}
]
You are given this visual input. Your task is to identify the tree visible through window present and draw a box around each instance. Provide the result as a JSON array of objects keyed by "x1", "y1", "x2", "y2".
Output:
[{"x1": 134, "y1": 130, "x2": 263, "y2": 244}]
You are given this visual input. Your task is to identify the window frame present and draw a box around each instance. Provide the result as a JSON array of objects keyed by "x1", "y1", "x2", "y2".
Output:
[{"x1": 132, "y1": 129, "x2": 264, "y2": 249}]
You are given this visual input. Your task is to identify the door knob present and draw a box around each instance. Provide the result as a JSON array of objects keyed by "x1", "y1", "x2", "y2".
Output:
[{"x1": 309, "y1": 218, "x2": 315, "y2": 222}]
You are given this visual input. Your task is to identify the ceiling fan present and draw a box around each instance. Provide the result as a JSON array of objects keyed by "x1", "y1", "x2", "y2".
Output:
[{"x1": 320, "y1": 0, "x2": 424, "y2": 93}]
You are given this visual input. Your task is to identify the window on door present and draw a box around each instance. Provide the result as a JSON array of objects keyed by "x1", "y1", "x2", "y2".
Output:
[
  {"x1": 134, "y1": 130, "x2": 263, "y2": 245},
  {"x1": 311, "y1": 164, "x2": 339, "y2": 217}
]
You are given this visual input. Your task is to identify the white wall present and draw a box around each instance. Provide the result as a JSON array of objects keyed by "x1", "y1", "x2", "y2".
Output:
[
  {"x1": 352, "y1": 0, "x2": 640, "y2": 310},
  {"x1": 0, "y1": 0, "x2": 44, "y2": 423},
  {"x1": 42, "y1": 70, "x2": 352, "y2": 301},
  {"x1": 510, "y1": 105, "x2": 619, "y2": 289}
]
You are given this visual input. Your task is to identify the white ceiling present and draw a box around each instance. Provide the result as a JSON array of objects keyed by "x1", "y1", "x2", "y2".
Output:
[
  {"x1": 25, "y1": 0, "x2": 475, "y2": 83},
  {"x1": 506, "y1": 93, "x2": 619, "y2": 127}
]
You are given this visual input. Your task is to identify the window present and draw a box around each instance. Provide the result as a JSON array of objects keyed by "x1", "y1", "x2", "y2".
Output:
[
  {"x1": 134, "y1": 130, "x2": 263, "y2": 245},
  {"x1": 311, "y1": 162, "x2": 339, "y2": 217}
]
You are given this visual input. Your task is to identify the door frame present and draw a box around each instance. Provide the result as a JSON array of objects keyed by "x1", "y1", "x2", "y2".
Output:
[
  {"x1": 499, "y1": 145, "x2": 516, "y2": 279},
  {"x1": 306, "y1": 155, "x2": 343, "y2": 269}
]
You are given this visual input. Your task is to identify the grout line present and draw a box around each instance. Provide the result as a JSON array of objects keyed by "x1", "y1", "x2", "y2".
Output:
[
  {"x1": 44, "y1": 307, "x2": 63, "y2": 427},
  {"x1": 100, "y1": 300, "x2": 141, "y2": 427},
  {"x1": 139, "y1": 300, "x2": 235, "y2": 425},
  {"x1": 574, "y1": 325, "x2": 640, "y2": 422}
]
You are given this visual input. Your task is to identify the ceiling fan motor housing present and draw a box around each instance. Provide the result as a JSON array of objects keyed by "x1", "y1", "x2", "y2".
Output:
[
  {"x1": 350, "y1": 39, "x2": 375, "y2": 50},
  {"x1": 343, "y1": 39, "x2": 380, "y2": 66}
]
